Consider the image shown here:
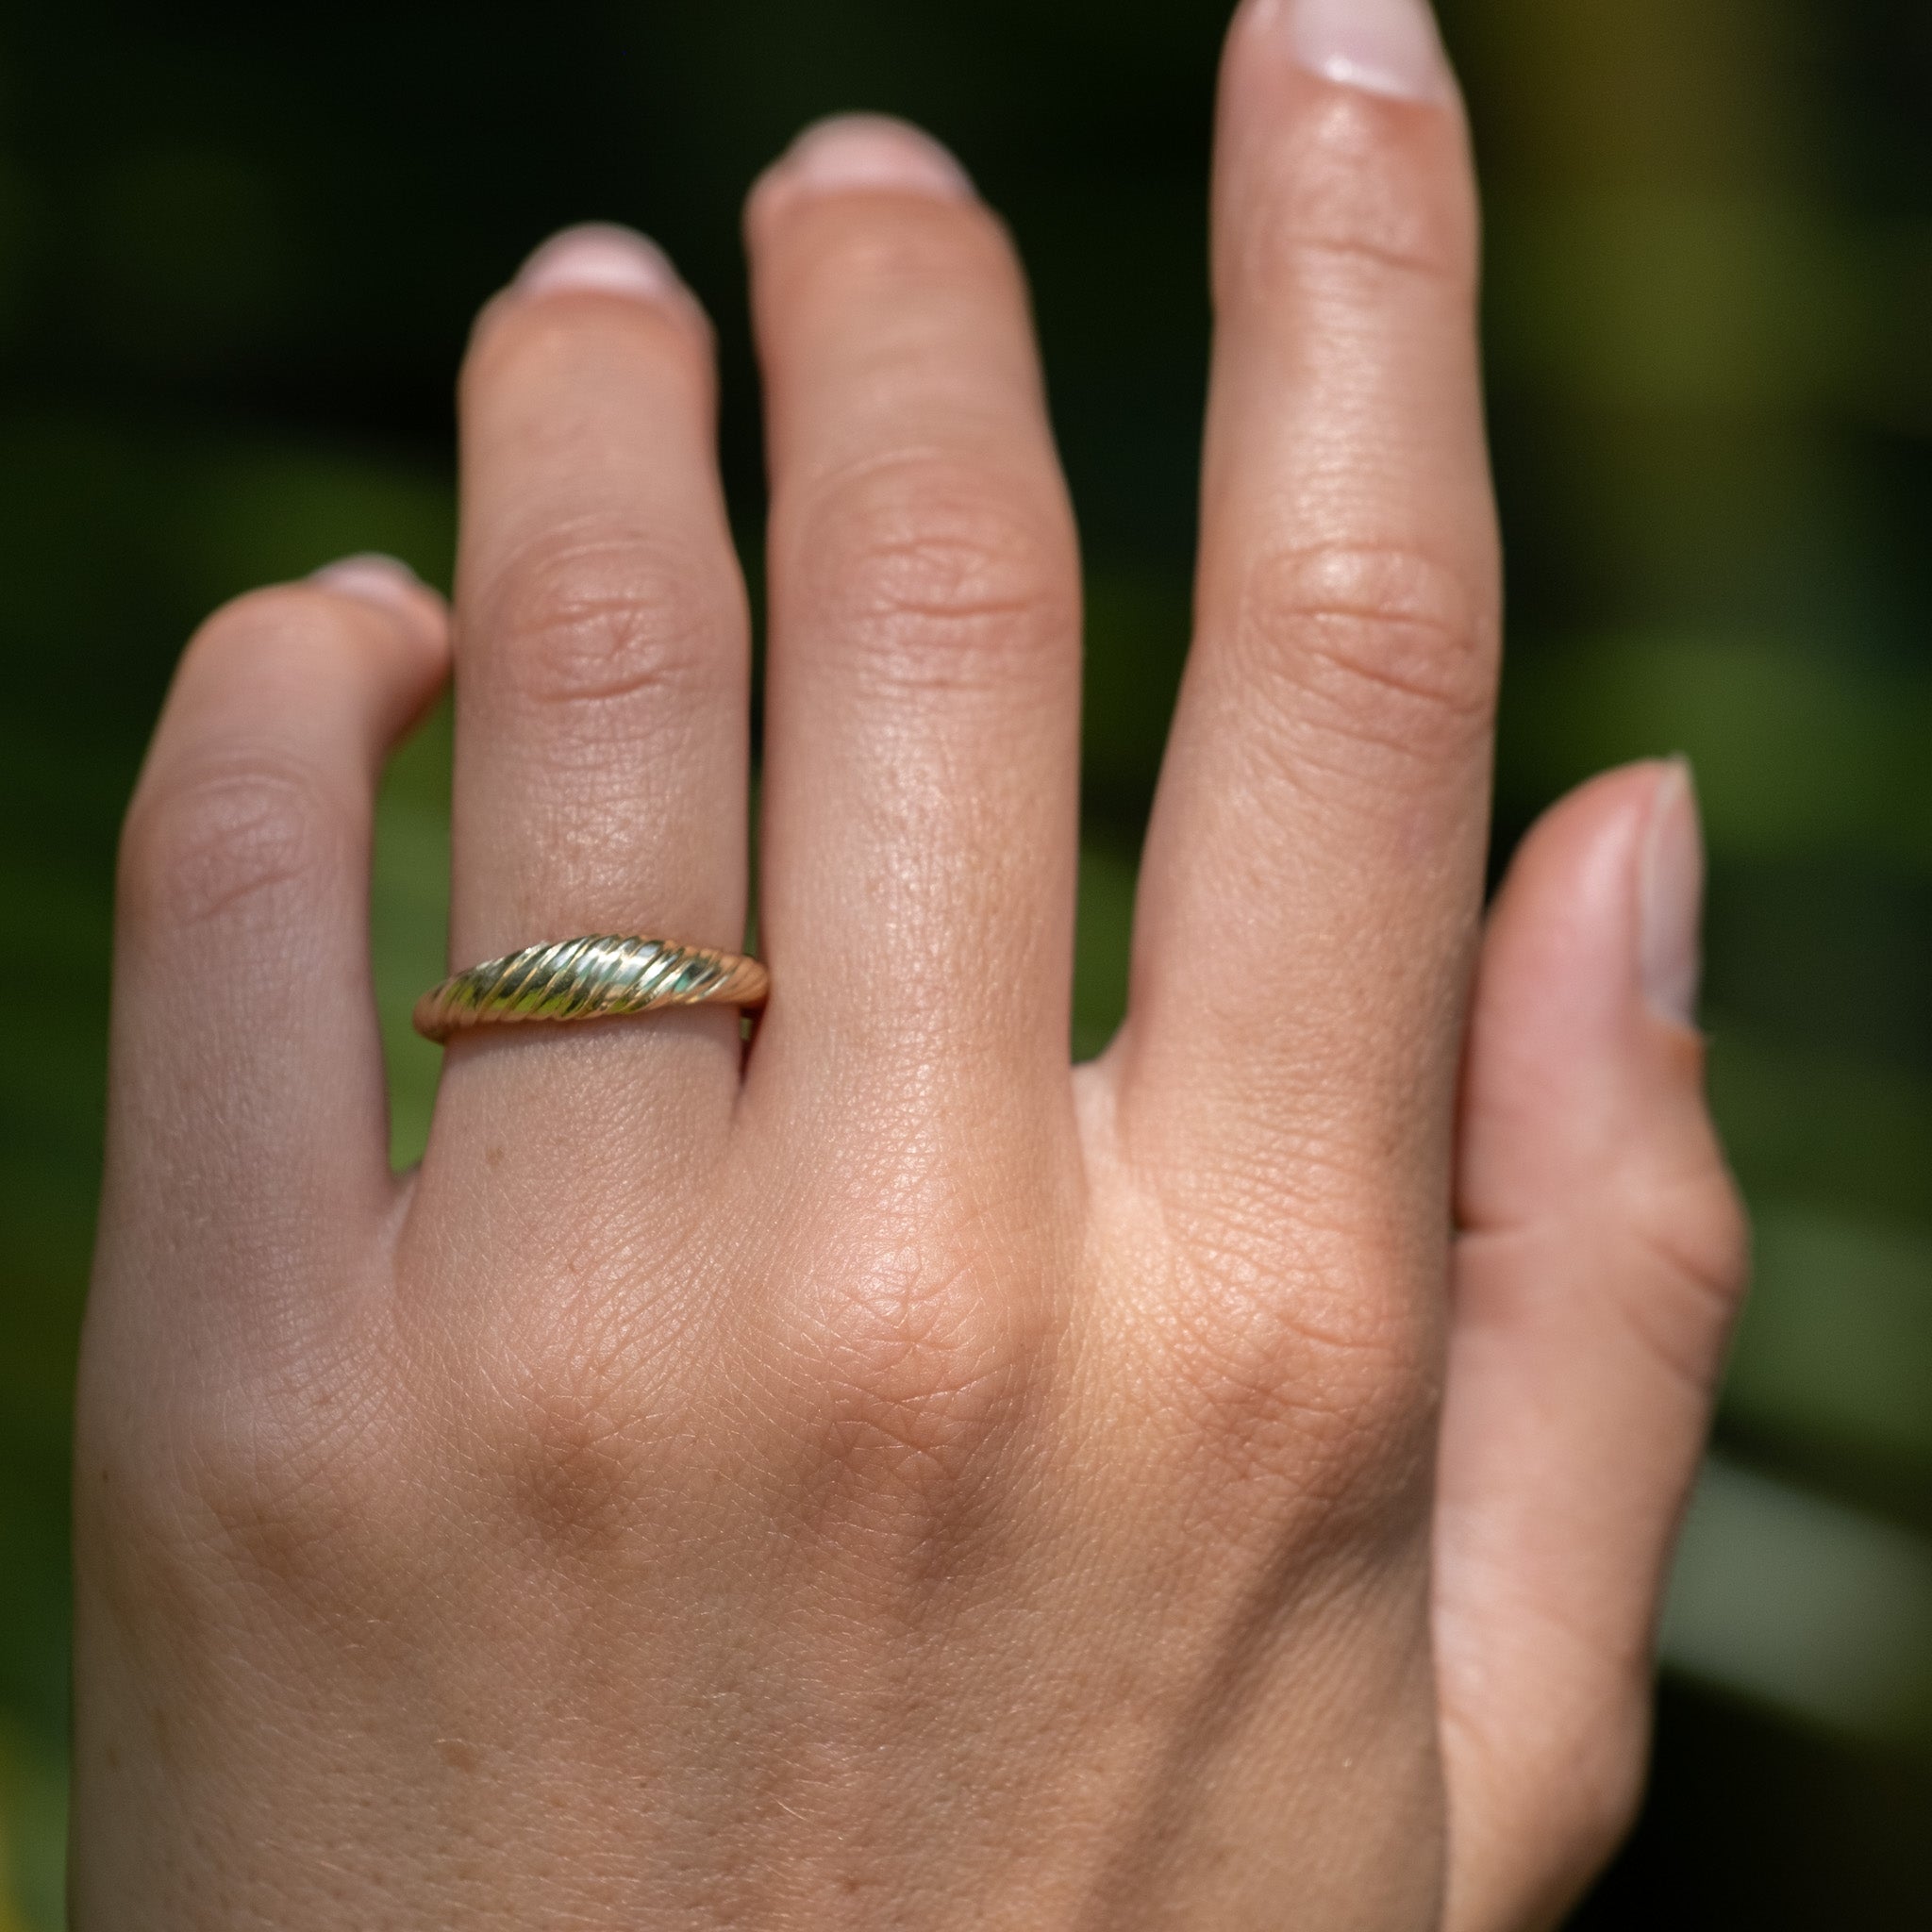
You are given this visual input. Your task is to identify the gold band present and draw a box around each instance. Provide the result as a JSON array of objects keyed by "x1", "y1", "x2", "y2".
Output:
[{"x1": 412, "y1": 935, "x2": 769, "y2": 1044}]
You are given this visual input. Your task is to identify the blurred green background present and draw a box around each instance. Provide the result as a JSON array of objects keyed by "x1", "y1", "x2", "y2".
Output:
[{"x1": 4, "y1": 0, "x2": 1931, "y2": 1921}]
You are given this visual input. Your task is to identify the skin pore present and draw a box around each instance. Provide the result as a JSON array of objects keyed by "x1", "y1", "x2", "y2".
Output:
[{"x1": 72, "y1": 1, "x2": 1745, "y2": 1925}]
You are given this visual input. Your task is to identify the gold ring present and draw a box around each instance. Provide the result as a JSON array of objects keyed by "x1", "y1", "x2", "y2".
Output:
[{"x1": 412, "y1": 935, "x2": 769, "y2": 1044}]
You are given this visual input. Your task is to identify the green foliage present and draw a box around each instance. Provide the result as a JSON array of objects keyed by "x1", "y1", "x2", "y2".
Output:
[{"x1": 1507, "y1": 630, "x2": 1932, "y2": 866}]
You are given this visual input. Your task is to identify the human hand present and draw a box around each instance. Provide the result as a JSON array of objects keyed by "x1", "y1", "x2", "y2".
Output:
[{"x1": 73, "y1": 0, "x2": 1746, "y2": 1925}]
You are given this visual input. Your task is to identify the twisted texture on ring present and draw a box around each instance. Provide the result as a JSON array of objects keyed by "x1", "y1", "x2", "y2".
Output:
[{"x1": 412, "y1": 936, "x2": 769, "y2": 1043}]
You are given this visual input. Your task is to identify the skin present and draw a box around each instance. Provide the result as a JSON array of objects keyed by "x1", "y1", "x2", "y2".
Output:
[{"x1": 72, "y1": 4, "x2": 1747, "y2": 1927}]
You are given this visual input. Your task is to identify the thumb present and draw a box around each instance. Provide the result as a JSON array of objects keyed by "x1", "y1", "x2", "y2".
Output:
[{"x1": 1435, "y1": 761, "x2": 1750, "y2": 1932}]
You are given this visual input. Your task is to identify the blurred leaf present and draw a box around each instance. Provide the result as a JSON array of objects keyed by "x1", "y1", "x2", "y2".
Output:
[
  {"x1": 1709, "y1": 1019, "x2": 1932, "y2": 1227},
  {"x1": 1664, "y1": 1457, "x2": 1932, "y2": 1753},
  {"x1": 178, "y1": 445, "x2": 456, "y2": 609},
  {"x1": 86, "y1": 149, "x2": 291, "y2": 365},
  {"x1": 0, "y1": 1719, "x2": 64, "y2": 1932},
  {"x1": 1492, "y1": 193, "x2": 1861, "y2": 415},
  {"x1": 0, "y1": 158, "x2": 36, "y2": 351},
  {"x1": 1726, "y1": 1208, "x2": 1932, "y2": 1466},
  {"x1": 1505, "y1": 630, "x2": 1932, "y2": 865},
  {"x1": 372, "y1": 702, "x2": 452, "y2": 1172},
  {"x1": 1851, "y1": 220, "x2": 1932, "y2": 437},
  {"x1": 1081, "y1": 570, "x2": 1188, "y2": 823},
  {"x1": 1073, "y1": 841, "x2": 1136, "y2": 1062}
]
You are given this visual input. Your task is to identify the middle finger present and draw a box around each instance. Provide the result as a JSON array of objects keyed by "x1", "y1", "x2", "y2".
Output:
[{"x1": 746, "y1": 119, "x2": 1084, "y2": 1133}]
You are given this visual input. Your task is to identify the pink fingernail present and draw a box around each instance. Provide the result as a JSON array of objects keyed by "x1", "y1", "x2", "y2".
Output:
[
  {"x1": 513, "y1": 224, "x2": 684, "y2": 303},
  {"x1": 769, "y1": 114, "x2": 974, "y2": 204},
  {"x1": 1271, "y1": 0, "x2": 1452, "y2": 104},
  {"x1": 310, "y1": 552, "x2": 429, "y2": 617},
  {"x1": 1639, "y1": 758, "x2": 1706, "y2": 1027}
]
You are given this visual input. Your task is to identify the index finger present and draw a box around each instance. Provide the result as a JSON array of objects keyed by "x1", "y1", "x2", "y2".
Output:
[{"x1": 1119, "y1": 0, "x2": 1497, "y2": 1208}]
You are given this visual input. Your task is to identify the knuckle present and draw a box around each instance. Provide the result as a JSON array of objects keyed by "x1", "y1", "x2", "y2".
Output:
[
  {"x1": 185, "y1": 1429, "x2": 363, "y2": 1603},
  {"x1": 1622, "y1": 1158, "x2": 1753, "y2": 1393},
  {"x1": 102, "y1": 1368, "x2": 405, "y2": 1625},
  {"x1": 1231, "y1": 540, "x2": 1497, "y2": 770},
  {"x1": 482, "y1": 1323, "x2": 657, "y2": 1562},
  {"x1": 1231, "y1": 91, "x2": 1477, "y2": 304},
  {"x1": 784, "y1": 202, "x2": 1010, "y2": 323},
  {"x1": 450, "y1": 1258, "x2": 708, "y2": 1564},
  {"x1": 470, "y1": 291, "x2": 708, "y2": 398},
  {"x1": 798, "y1": 454, "x2": 1074, "y2": 694},
  {"x1": 482, "y1": 528, "x2": 734, "y2": 719},
  {"x1": 1647, "y1": 1161, "x2": 1751, "y2": 1307},
  {"x1": 193, "y1": 582, "x2": 347, "y2": 652},
  {"x1": 1163, "y1": 1217, "x2": 1439, "y2": 1509},
  {"x1": 781, "y1": 1221, "x2": 1046, "y2": 1530},
  {"x1": 121, "y1": 749, "x2": 345, "y2": 935},
  {"x1": 121, "y1": 583, "x2": 389, "y2": 935}
]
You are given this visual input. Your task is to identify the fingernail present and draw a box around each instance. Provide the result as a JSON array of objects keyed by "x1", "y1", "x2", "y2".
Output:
[
  {"x1": 310, "y1": 552, "x2": 430, "y2": 618},
  {"x1": 1639, "y1": 758, "x2": 1706, "y2": 1027},
  {"x1": 767, "y1": 114, "x2": 974, "y2": 206},
  {"x1": 513, "y1": 223, "x2": 684, "y2": 303},
  {"x1": 1270, "y1": 0, "x2": 1452, "y2": 104}
]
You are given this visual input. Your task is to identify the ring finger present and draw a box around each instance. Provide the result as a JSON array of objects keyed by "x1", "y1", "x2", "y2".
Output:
[{"x1": 435, "y1": 226, "x2": 752, "y2": 1163}]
